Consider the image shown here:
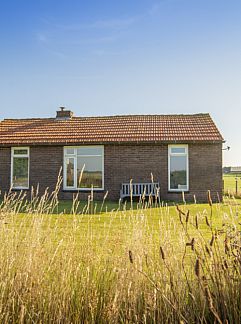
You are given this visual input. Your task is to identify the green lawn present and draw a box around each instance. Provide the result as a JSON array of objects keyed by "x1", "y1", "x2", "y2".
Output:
[
  {"x1": 6, "y1": 198, "x2": 241, "y2": 248},
  {"x1": 223, "y1": 173, "x2": 241, "y2": 194},
  {"x1": 2, "y1": 199, "x2": 239, "y2": 280},
  {"x1": 0, "y1": 195, "x2": 240, "y2": 322}
]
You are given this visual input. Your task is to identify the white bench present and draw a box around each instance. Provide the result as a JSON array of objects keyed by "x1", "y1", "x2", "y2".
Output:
[{"x1": 120, "y1": 182, "x2": 160, "y2": 200}]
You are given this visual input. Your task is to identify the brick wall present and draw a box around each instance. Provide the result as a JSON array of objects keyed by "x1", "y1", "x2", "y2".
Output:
[
  {"x1": 0, "y1": 143, "x2": 223, "y2": 203},
  {"x1": 104, "y1": 144, "x2": 165, "y2": 200},
  {"x1": 30, "y1": 146, "x2": 63, "y2": 194},
  {"x1": 165, "y1": 143, "x2": 223, "y2": 202},
  {"x1": 104, "y1": 143, "x2": 222, "y2": 202},
  {"x1": 0, "y1": 147, "x2": 11, "y2": 192}
]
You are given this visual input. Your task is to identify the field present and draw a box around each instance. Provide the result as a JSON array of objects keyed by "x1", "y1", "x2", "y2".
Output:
[
  {"x1": 223, "y1": 173, "x2": 241, "y2": 195},
  {"x1": 0, "y1": 189, "x2": 240, "y2": 323}
]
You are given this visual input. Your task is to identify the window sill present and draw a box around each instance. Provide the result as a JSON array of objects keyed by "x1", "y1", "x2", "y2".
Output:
[
  {"x1": 12, "y1": 187, "x2": 29, "y2": 191},
  {"x1": 62, "y1": 188, "x2": 105, "y2": 192},
  {"x1": 168, "y1": 190, "x2": 189, "y2": 193}
]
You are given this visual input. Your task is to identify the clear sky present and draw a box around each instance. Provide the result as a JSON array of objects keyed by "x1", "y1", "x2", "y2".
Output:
[{"x1": 0, "y1": 0, "x2": 240, "y2": 166}]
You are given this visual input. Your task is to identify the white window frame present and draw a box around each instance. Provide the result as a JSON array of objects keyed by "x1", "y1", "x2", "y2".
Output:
[
  {"x1": 11, "y1": 147, "x2": 30, "y2": 190},
  {"x1": 63, "y1": 146, "x2": 104, "y2": 191},
  {"x1": 168, "y1": 144, "x2": 189, "y2": 192}
]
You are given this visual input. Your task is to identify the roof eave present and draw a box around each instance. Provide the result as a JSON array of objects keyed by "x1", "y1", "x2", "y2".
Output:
[{"x1": 0, "y1": 139, "x2": 224, "y2": 146}]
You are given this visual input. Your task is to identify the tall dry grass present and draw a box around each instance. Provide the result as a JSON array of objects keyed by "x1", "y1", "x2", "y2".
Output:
[{"x1": 0, "y1": 183, "x2": 240, "y2": 323}]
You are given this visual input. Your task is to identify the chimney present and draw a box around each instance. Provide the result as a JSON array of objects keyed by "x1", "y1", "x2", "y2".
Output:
[{"x1": 56, "y1": 107, "x2": 74, "y2": 120}]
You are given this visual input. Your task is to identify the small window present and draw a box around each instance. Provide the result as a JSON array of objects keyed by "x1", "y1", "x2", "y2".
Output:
[
  {"x1": 77, "y1": 147, "x2": 103, "y2": 156},
  {"x1": 11, "y1": 147, "x2": 29, "y2": 189},
  {"x1": 66, "y1": 148, "x2": 75, "y2": 155},
  {"x1": 170, "y1": 147, "x2": 186, "y2": 154},
  {"x1": 64, "y1": 146, "x2": 104, "y2": 190},
  {"x1": 13, "y1": 149, "x2": 28, "y2": 155},
  {"x1": 168, "y1": 145, "x2": 189, "y2": 191}
]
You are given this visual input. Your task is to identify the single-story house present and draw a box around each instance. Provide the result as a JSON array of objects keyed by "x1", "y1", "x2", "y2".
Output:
[
  {"x1": 223, "y1": 166, "x2": 231, "y2": 174},
  {"x1": 230, "y1": 166, "x2": 241, "y2": 174},
  {"x1": 0, "y1": 108, "x2": 224, "y2": 202}
]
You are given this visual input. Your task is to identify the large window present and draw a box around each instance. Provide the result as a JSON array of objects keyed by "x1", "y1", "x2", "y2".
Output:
[
  {"x1": 64, "y1": 146, "x2": 104, "y2": 190},
  {"x1": 168, "y1": 145, "x2": 189, "y2": 191},
  {"x1": 11, "y1": 147, "x2": 29, "y2": 189}
]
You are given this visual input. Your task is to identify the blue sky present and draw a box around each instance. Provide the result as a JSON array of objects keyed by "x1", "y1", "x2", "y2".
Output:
[{"x1": 0, "y1": 0, "x2": 240, "y2": 165}]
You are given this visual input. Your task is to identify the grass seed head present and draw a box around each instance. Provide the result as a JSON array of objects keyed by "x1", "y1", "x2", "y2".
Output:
[
  {"x1": 191, "y1": 238, "x2": 195, "y2": 251},
  {"x1": 195, "y1": 215, "x2": 199, "y2": 229},
  {"x1": 128, "y1": 250, "x2": 134, "y2": 264},
  {"x1": 210, "y1": 235, "x2": 215, "y2": 246},
  {"x1": 185, "y1": 210, "x2": 190, "y2": 223},
  {"x1": 193, "y1": 194, "x2": 197, "y2": 204},
  {"x1": 160, "y1": 246, "x2": 165, "y2": 260},
  {"x1": 207, "y1": 190, "x2": 212, "y2": 207},
  {"x1": 195, "y1": 259, "x2": 200, "y2": 278},
  {"x1": 205, "y1": 216, "x2": 211, "y2": 228}
]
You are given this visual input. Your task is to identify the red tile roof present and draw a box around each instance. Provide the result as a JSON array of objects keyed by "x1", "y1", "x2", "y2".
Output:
[{"x1": 0, "y1": 113, "x2": 223, "y2": 145}]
